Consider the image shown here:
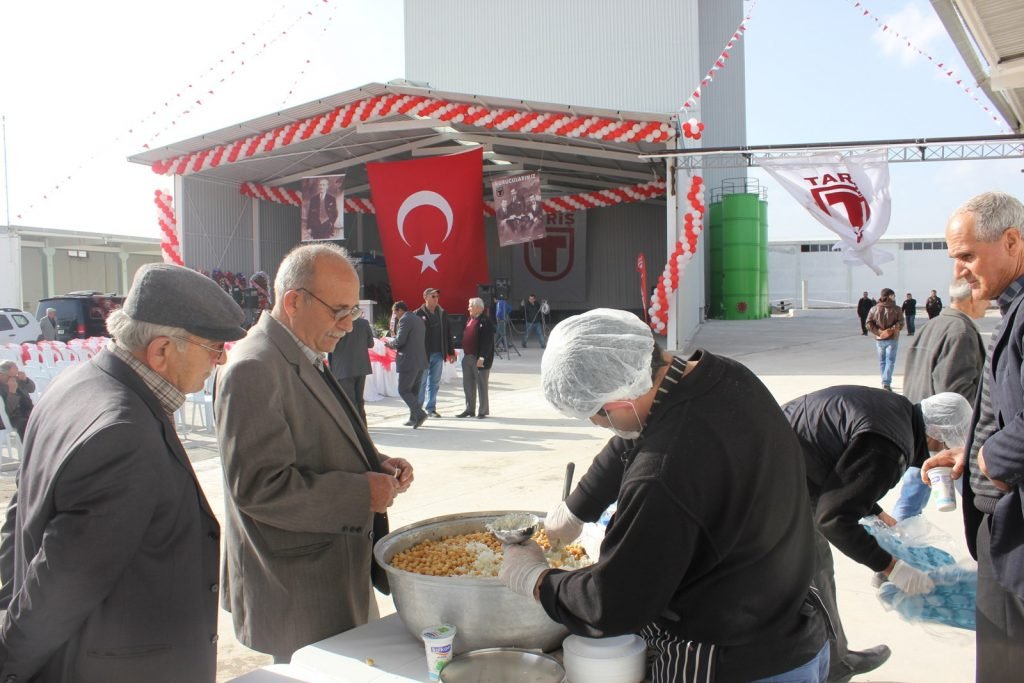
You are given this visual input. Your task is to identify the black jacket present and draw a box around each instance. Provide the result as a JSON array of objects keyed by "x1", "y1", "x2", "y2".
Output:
[
  {"x1": 783, "y1": 386, "x2": 929, "y2": 571},
  {"x1": 857, "y1": 297, "x2": 876, "y2": 317},
  {"x1": 414, "y1": 304, "x2": 454, "y2": 357},
  {"x1": 542, "y1": 351, "x2": 825, "y2": 682}
]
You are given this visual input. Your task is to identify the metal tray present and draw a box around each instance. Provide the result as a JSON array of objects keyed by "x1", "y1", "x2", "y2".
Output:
[{"x1": 439, "y1": 647, "x2": 565, "y2": 683}]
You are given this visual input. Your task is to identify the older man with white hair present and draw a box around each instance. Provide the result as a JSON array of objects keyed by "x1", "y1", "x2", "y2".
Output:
[
  {"x1": 0, "y1": 263, "x2": 245, "y2": 682},
  {"x1": 923, "y1": 190, "x2": 1024, "y2": 680},
  {"x1": 500, "y1": 309, "x2": 829, "y2": 682}
]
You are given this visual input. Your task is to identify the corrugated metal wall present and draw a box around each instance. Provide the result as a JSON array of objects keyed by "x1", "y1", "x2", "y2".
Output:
[
  {"x1": 181, "y1": 177, "x2": 255, "y2": 275},
  {"x1": 257, "y1": 199, "x2": 301, "y2": 281},
  {"x1": 404, "y1": 0, "x2": 701, "y2": 114}
]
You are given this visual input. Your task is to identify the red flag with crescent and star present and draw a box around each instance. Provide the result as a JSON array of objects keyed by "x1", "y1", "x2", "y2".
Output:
[{"x1": 367, "y1": 147, "x2": 490, "y2": 311}]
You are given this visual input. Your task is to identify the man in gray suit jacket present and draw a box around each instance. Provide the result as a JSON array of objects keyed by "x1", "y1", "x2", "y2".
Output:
[
  {"x1": 0, "y1": 263, "x2": 245, "y2": 683},
  {"x1": 215, "y1": 243, "x2": 414, "y2": 663},
  {"x1": 387, "y1": 300, "x2": 428, "y2": 428}
]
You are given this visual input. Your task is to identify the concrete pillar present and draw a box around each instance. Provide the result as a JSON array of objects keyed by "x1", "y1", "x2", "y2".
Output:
[
  {"x1": 42, "y1": 247, "x2": 56, "y2": 297},
  {"x1": 118, "y1": 251, "x2": 130, "y2": 294}
]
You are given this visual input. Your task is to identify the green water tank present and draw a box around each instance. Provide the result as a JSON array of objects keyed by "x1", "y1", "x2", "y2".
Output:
[
  {"x1": 759, "y1": 199, "x2": 769, "y2": 317},
  {"x1": 708, "y1": 201, "x2": 724, "y2": 319},
  {"x1": 721, "y1": 193, "x2": 762, "y2": 320}
]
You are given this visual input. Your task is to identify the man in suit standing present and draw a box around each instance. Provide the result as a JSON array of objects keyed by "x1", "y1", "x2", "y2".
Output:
[
  {"x1": 902, "y1": 292, "x2": 918, "y2": 336},
  {"x1": 925, "y1": 289, "x2": 943, "y2": 319},
  {"x1": 329, "y1": 315, "x2": 374, "y2": 423},
  {"x1": 923, "y1": 191, "x2": 1024, "y2": 680},
  {"x1": 306, "y1": 177, "x2": 339, "y2": 240},
  {"x1": 0, "y1": 263, "x2": 245, "y2": 682},
  {"x1": 457, "y1": 297, "x2": 495, "y2": 419},
  {"x1": 215, "y1": 243, "x2": 414, "y2": 663},
  {"x1": 387, "y1": 300, "x2": 428, "y2": 428}
]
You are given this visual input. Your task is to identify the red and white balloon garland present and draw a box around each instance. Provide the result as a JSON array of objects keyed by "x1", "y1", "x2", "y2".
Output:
[
  {"x1": 648, "y1": 175, "x2": 704, "y2": 334},
  {"x1": 681, "y1": 118, "x2": 705, "y2": 140},
  {"x1": 155, "y1": 189, "x2": 184, "y2": 266}
]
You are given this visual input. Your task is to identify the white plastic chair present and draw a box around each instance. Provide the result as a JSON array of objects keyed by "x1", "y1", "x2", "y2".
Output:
[
  {"x1": 185, "y1": 374, "x2": 216, "y2": 433},
  {"x1": 0, "y1": 397, "x2": 22, "y2": 472}
]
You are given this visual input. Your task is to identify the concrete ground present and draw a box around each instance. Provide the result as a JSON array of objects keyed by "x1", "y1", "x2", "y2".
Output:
[{"x1": 1, "y1": 308, "x2": 991, "y2": 681}]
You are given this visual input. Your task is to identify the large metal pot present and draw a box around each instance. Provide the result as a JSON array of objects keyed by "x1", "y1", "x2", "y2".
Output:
[{"x1": 374, "y1": 511, "x2": 570, "y2": 654}]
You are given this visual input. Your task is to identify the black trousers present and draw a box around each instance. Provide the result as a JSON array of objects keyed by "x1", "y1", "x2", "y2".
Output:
[
  {"x1": 858, "y1": 314, "x2": 868, "y2": 335},
  {"x1": 397, "y1": 370, "x2": 423, "y2": 420},
  {"x1": 338, "y1": 375, "x2": 367, "y2": 422},
  {"x1": 976, "y1": 514, "x2": 1024, "y2": 682}
]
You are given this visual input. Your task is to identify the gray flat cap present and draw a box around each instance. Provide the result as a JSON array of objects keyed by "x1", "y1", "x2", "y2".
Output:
[{"x1": 124, "y1": 263, "x2": 246, "y2": 341}]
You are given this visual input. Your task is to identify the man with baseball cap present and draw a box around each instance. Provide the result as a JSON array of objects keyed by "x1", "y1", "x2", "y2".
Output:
[
  {"x1": 0, "y1": 263, "x2": 245, "y2": 682},
  {"x1": 415, "y1": 287, "x2": 455, "y2": 418}
]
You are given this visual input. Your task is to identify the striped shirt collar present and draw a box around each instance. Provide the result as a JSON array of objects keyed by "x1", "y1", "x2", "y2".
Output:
[
  {"x1": 106, "y1": 341, "x2": 185, "y2": 415},
  {"x1": 997, "y1": 273, "x2": 1024, "y2": 314},
  {"x1": 269, "y1": 314, "x2": 327, "y2": 370}
]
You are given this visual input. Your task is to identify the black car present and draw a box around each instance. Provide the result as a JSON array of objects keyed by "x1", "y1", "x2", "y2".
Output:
[{"x1": 35, "y1": 292, "x2": 125, "y2": 342}]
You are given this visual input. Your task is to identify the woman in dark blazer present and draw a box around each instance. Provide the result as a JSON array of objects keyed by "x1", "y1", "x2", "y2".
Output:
[{"x1": 457, "y1": 297, "x2": 495, "y2": 418}]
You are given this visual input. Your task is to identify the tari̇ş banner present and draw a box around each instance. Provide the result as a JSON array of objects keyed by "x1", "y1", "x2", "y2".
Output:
[
  {"x1": 760, "y1": 151, "x2": 892, "y2": 274},
  {"x1": 366, "y1": 148, "x2": 490, "y2": 310},
  {"x1": 512, "y1": 210, "x2": 587, "y2": 303}
]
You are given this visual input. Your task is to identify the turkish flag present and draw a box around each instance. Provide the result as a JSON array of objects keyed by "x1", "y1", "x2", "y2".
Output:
[{"x1": 367, "y1": 148, "x2": 490, "y2": 311}]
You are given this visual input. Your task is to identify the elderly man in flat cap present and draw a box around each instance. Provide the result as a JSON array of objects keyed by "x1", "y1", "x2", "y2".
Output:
[
  {"x1": 0, "y1": 263, "x2": 245, "y2": 683},
  {"x1": 215, "y1": 243, "x2": 413, "y2": 663}
]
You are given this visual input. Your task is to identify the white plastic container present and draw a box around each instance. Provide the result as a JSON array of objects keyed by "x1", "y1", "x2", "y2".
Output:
[
  {"x1": 421, "y1": 623, "x2": 457, "y2": 681},
  {"x1": 562, "y1": 633, "x2": 647, "y2": 683},
  {"x1": 928, "y1": 466, "x2": 957, "y2": 512}
]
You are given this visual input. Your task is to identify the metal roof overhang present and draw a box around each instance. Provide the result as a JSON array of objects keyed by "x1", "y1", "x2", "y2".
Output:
[
  {"x1": 128, "y1": 82, "x2": 674, "y2": 202},
  {"x1": 931, "y1": 0, "x2": 1024, "y2": 133}
]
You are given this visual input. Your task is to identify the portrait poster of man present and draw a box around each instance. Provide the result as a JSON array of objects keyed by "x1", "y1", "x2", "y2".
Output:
[
  {"x1": 493, "y1": 172, "x2": 545, "y2": 247},
  {"x1": 301, "y1": 174, "x2": 345, "y2": 242}
]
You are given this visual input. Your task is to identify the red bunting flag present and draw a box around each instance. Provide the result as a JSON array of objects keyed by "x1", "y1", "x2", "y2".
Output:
[{"x1": 367, "y1": 148, "x2": 490, "y2": 310}]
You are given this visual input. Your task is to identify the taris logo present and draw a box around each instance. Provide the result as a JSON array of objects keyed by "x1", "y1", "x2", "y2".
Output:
[
  {"x1": 804, "y1": 173, "x2": 870, "y2": 242},
  {"x1": 523, "y1": 226, "x2": 575, "y2": 281}
]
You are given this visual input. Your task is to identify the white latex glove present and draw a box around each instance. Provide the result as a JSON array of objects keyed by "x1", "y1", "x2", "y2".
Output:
[
  {"x1": 499, "y1": 541, "x2": 549, "y2": 599},
  {"x1": 887, "y1": 560, "x2": 935, "y2": 595},
  {"x1": 544, "y1": 501, "x2": 584, "y2": 549}
]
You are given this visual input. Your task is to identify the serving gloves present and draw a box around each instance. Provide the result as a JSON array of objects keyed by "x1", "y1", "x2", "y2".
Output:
[
  {"x1": 499, "y1": 541, "x2": 549, "y2": 599},
  {"x1": 544, "y1": 501, "x2": 583, "y2": 549},
  {"x1": 888, "y1": 560, "x2": 935, "y2": 595}
]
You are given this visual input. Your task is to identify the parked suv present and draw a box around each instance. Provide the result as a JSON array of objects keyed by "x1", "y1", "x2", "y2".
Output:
[
  {"x1": 0, "y1": 308, "x2": 43, "y2": 344},
  {"x1": 35, "y1": 292, "x2": 125, "y2": 342}
]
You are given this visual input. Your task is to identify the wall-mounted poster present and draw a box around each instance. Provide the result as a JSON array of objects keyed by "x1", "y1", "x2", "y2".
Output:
[
  {"x1": 301, "y1": 175, "x2": 345, "y2": 242},
  {"x1": 492, "y1": 172, "x2": 545, "y2": 247}
]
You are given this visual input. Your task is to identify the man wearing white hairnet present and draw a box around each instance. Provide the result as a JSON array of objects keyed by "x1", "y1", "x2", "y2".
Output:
[
  {"x1": 781, "y1": 387, "x2": 972, "y2": 682},
  {"x1": 500, "y1": 309, "x2": 830, "y2": 683}
]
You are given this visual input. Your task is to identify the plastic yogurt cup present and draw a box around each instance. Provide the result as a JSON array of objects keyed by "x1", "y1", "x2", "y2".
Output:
[
  {"x1": 928, "y1": 466, "x2": 957, "y2": 512},
  {"x1": 421, "y1": 623, "x2": 457, "y2": 681}
]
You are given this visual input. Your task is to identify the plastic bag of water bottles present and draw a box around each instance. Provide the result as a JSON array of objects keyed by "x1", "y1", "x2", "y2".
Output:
[{"x1": 861, "y1": 514, "x2": 976, "y2": 631}]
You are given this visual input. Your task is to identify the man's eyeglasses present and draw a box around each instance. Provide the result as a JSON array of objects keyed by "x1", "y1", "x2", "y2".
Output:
[
  {"x1": 172, "y1": 336, "x2": 227, "y2": 361},
  {"x1": 298, "y1": 287, "x2": 364, "y2": 322}
]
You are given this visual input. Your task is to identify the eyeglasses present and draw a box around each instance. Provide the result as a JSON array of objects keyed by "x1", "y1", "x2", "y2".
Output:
[
  {"x1": 595, "y1": 401, "x2": 634, "y2": 418},
  {"x1": 298, "y1": 287, "x2": 364, "y2": 322},
  {"x1": 171, "y1": 336, "x2": 227, "y2": 361}
]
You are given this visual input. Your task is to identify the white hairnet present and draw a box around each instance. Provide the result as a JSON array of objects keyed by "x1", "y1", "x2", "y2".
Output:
[
  {"x1": 919, "y1": 392, "x2": 973, "y2": 448},
  {"x1": 541, "y1": 308, "x2": 655, "y2": 420}
]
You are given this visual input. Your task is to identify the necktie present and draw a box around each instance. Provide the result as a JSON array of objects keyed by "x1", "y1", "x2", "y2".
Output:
[{"x1": 318, "y1": 194, "x2": 328, "y2": 224}]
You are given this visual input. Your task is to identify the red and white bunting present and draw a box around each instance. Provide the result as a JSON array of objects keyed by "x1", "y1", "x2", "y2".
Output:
[
  {"x1": 153, "y1": 96, "x2": 674, "y2": 176},
  {"x1": 155, "y1": 189, "x2": 184, "y2": 266},
  {"x1": 849, "y1": 0, "x2": 1008, "y2": 132},
  {"x1": 239, "y1": 179, "x2": 666, "y2": 216},
  {"x1": 680, "y1": 1, "x2": 757, "y2": 111},
  {"x1": 648, "y1": 175, "x2": 705, "y2": 334}
]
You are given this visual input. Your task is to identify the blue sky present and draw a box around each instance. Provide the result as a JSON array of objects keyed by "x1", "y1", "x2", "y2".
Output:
[{"x1": 0, "y1": 0, "x2": 1019, "y2": 239}]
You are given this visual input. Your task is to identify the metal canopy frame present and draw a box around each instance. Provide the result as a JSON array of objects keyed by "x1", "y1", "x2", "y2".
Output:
[{"x1": 640, "y1": 133, "x2": 1024, "y2": 169}]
